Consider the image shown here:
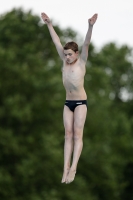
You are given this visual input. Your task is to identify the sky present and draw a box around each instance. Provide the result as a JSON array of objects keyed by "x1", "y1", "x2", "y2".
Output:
[{"x1": 0, "y1": 0, "x2": 133, "y2": 49}]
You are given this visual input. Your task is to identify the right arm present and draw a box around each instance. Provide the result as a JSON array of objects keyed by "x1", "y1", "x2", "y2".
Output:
[{"x1": 41, "y1": 12, "x2": 64, "y2": 60}]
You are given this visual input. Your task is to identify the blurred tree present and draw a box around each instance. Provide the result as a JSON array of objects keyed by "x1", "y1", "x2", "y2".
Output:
[
  {"x1": 0, "y1": 8, "x2": 79, "y2": 200},
  {"x1": 0, "y1": 8, "x2": 133, "y2": 200},
  {"x1": 82, "y1": 42, "x2": 133, "y2": 200}
]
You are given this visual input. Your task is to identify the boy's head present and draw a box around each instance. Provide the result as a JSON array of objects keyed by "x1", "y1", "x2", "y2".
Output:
[
  {"x1": 63, "y1": 42, "x2": 79, "y2": 64},
  {"x1": 64, "y1": 41, "x2": 78, "y2": 52}
]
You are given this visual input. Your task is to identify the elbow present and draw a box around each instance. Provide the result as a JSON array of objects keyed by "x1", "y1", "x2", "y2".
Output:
[
  {"x1": 53, "y1": 38, "x2": 60, "y2": 45},
  {"x1": 84, "y1": 41, "x2": 90, "y2": 47}
]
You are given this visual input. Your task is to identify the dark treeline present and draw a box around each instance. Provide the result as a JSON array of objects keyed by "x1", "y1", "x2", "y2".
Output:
[{"x1": 0, "y1": 8, "x2": 133, "y2": 200}]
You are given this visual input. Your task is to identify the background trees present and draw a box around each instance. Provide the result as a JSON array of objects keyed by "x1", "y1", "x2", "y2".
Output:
[{"x1": 0, "y1": 8, "x2": 133, "y2": 200}]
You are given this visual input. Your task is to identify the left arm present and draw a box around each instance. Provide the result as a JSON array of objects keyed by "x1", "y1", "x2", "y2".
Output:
[{"x1": 80, "y1": 13, "x2": 98, "y2": 63}]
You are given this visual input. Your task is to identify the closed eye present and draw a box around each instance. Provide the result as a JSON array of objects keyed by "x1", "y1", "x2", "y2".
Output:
[{"x1": 64, "y1": 53, "x2": 72, "y2": 56}]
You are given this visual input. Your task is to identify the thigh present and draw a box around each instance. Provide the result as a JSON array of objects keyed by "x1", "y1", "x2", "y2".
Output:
[
  {"x1": 74, "y1": 105, "x2": 87, "y2": 130},
  {"x1": 63, "y1": 105, "x2": 74, "y2": 132}
]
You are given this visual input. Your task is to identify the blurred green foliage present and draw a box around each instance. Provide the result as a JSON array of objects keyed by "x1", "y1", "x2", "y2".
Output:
[{"x1": 0, "y1": 8, "x2": 133, "y2": 200}]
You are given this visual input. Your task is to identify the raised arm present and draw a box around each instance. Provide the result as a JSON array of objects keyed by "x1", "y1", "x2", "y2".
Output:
[
  {"x1": 80, "y1": 13, "x2": 98, "y2": 63},
  {"x1": 41, "y1": 12, "x2": 64, "y2": 60}
]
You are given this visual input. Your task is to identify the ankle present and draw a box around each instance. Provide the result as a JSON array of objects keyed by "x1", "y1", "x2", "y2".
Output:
[
  {"x1": 63, "y1": 167, "x2": 70, "y2": 172},
  {"x1": 69, "y1": 167, "x2": 76, "y2": 172}
]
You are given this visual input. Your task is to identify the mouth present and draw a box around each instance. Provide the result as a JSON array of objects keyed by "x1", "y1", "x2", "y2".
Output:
[{"x1": 67, "y1": 59, "x2": 70, "y2": 63}]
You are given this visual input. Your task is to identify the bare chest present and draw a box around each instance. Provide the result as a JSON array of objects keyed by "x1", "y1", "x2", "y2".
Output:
[
  {"x1": 63, "y1": 67, "x2": 80, "y2": 79},
  {"x1": 62, "y1": 65, "x2": 85, "y2": 88}
]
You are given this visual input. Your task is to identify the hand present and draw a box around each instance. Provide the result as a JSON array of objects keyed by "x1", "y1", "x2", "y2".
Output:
[
  {"x1": 41, "y1": 12, "x2": 51, "y2": 24},
  {"x1": 89, "y1": 13, "x2": 98, "y2": 26}
]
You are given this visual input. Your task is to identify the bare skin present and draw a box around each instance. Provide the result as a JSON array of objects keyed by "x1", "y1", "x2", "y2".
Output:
[{"x1": 41, "y1": 12, "x2": 98, "y2": 184}]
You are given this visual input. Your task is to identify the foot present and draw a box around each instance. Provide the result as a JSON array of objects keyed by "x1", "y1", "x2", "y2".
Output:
[
  {"x1": 61, "y1": 169, "x2": 69, "y2": 183},
  {"x1": 65, "y1": 169, "x2": 76, "y2": 184}
]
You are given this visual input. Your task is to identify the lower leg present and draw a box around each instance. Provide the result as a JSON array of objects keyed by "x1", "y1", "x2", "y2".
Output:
[
  {"x1": 71, "y1": 137, "x2": 83, "y2": 170},
  {"x1": 61, "y1": 135, "x2": 73, "y2": 183},
  {"x1": 66, "y1": 135, "x2": 83, "y2": 184}
]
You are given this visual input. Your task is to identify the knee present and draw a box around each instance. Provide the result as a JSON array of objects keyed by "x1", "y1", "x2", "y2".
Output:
[
  {"x1": 73, "y1": 133, "x2": 82, "y2": 141},
  {"x1": 65, "y1": 130, "x2": 73, "y2": 140},
  {"x1": 74, "y1": 129, "x2": 83, "y2": 141}
]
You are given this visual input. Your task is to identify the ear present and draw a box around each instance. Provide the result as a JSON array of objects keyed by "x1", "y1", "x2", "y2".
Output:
[{"x1": 76, "y1": 51, "x2": 79, "y2": 55}]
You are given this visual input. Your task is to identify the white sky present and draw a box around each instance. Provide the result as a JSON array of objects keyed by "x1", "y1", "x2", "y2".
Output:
[{"x1": 0, "y1": 0, "x2": 133, "y2": 49}]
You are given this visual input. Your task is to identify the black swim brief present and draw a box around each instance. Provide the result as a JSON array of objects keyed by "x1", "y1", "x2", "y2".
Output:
[{"x1": 65, "y1": 100, "x2": 88, "y2": 112}]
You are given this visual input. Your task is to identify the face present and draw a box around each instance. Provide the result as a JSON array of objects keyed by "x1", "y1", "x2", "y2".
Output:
[{"x1": 64, "y1": 49, "x2": 78, "y2": 64}]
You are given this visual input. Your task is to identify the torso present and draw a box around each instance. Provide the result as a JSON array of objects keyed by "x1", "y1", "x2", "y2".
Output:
[{"x1": 62, "y1": 58, "x2": 87, "y2": 100}]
